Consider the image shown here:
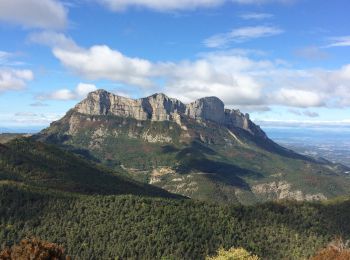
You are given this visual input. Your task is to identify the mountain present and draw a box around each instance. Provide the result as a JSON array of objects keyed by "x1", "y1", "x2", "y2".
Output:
[
  {"x1": 35, "y1": 89, "x2": 350, "y2": 204},
  {"x1": 0, "y1": 138, "x2": 181, "y2": 198},
  {"x1": 0, "y1": 133, "x2": 31, "y2": 144}
]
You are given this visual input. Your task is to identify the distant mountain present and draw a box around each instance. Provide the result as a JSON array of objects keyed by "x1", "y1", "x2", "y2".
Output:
[
  {"x1": 0, "y1": 127, "x2": 42, "y2": 134},
  {"x1": 0, "y1": 138, "x2": 181, "y2": 198},
  {"x1": 35, "y1": 89, "x2": 350, "y2": 204},
  {"x1": 0, "y1": 133, "x2": 31, "y2": 144}
]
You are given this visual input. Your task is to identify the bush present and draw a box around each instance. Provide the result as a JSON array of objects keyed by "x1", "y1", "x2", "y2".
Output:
[
  {"x1": 310, "y1": 237, "x2": 350, "y2": 260},
  {"x1": 206, "y1": 247, "x2": 260, "y2": 260},
  {"x1": 0, "y1": 237, "x2": 70, "y2": 260}
]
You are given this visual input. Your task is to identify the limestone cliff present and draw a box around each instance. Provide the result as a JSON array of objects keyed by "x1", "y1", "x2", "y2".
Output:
[{"x1": 74, "y1": 89, "x2": 265, "y2": 137}]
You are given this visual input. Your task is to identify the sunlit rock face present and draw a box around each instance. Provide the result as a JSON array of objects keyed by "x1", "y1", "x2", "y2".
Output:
[
  {"x1": 185, "y1": 96, "x2": 225, "y2": 124},
  {"x1": 74, "y1": 89, "x2": 265, "y2": 136}
]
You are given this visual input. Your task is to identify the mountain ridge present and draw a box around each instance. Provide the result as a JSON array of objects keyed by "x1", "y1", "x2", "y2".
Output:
[
  {"x1": 35, "y1": 89, "x2": 350, "y2": 204},
  {"x1": 73, "y1": 89, "x2": 266, "y2": 137}
]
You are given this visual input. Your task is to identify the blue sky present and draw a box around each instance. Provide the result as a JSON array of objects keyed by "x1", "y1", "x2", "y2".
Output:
[{"x1": 0, "y1": 0, "x2": 349, "y2": 130}]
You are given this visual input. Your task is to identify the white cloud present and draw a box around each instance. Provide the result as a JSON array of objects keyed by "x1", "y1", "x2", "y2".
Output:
[
  {"x1": 28, "y1": 31, "x2": 78, "y2": 50},
  {"x1": 204, "y1": 26, "x2": 283, "y2": 48},
  {"x1": 325, "y1": 36, "x2": 350, "y2": 48},
  {"x1": 272, "y1": 88, "x2": 324, "y2": 107},
  {"x1": 53, "y1": 46, "x2": 155, "y2": 87},
  {"x1": 76, "y1": 83, "x2": 99, "y2": 97},
  {"x1": 97, "y1": 0, "x2": 294, "y2": 12},
  {"x1": 0, "y1": 68, "x2": 34, "y2": 93},
  {"x1": 32, "y1": 32, "x2": 350, "y2": 110},
  {"x1": 47, "y1": 89, "x2": 76, "y2": 100},
  {"x1": 30, "y1": 32, "x2": 156, "y2": 87},
  {"x1": 161, "y1": 55, "x2": 267, "y2": 105},
  {"x1": 0, "y1": 0, "x2": 67, "y2": 30},
  {"x1": 38, "y1": 83, "x2": 97, "y2": 101},
  {"x1": 239, "y1": 12, "x2": 273, "y2": 20}
]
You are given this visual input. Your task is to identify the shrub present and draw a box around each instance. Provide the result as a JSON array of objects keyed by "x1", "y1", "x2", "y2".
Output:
[
  {"x1": 206, "y1": 247, "x2": 260, "y2": 260},
  {"x1": 0, "y1": 237, "x2": 70, "y2": 260},
  {"x1": 310, "y1": 237, "x2": 350, "y2": 260}
]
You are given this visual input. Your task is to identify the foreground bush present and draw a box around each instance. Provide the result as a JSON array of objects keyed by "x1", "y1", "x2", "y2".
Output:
[
  {"x1": 206, "y1": 247, "x2": 260, "y2": 260},
  {"x1": 0, "y1": 237, "x2": 70, "y2": 260},
  {"x1": 310, "y1": 238, "x2": 350, "y2": 260}
]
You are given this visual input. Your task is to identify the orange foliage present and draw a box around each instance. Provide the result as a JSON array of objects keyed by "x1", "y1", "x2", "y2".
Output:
[
  {"x1": 310, "y1": 237, "x2": 350, "y2": 260},
  {"x1": 0, "y1": 237, "x2": 70, "y2": 260}
]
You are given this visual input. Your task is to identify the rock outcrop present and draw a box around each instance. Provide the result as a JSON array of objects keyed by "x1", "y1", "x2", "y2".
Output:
[
  {"x1": 75, "y1": 90, "x2": 185, "y2": 122},
  {"x1": 74, "y1": 89, "x2": 265, "y2": 136},
  {"x1": 145, "y1": 93, "x2": 186, "y2": 121},
  {"x1": 185, "y1": 96, "x2": 225, "y2": 124}
]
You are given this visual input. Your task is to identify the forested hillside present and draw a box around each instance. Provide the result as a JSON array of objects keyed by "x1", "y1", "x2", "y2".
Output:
[
  {"x1": 1, "y1": 182, "x2": 349, "y2": 259},
  {"x1": 0, "y1": 138, "x2": 180, "y2": 198}
]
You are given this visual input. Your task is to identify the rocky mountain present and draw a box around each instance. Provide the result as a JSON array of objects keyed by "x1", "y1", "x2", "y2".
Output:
[
  {"x1": 35, "y1": 89, "x2": 350, "y2": 204},
  {"x1": 74, "y1": 89, "x2": 264, "y2": 137}
]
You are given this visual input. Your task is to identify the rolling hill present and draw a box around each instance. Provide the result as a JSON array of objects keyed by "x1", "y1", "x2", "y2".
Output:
[{"x1": 0, "y1": 138, "x2": 181, "y2": 198}]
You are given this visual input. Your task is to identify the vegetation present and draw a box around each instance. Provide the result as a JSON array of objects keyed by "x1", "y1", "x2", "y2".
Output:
[
  {"x1": 310, "y1": 238, "x2": 350, "y2": 260},
  {"x1": 0, "y1": 134, "x2": 29, "y2": 144},
  {"x1": 1, "y1": 136, "x2": 349, "y2": 259},
  {"x1": 0, "y1": 138, "x2": 181, "y2": 199},
  {"x1": 0, "y1": 237, "x2": 70, "y2": 260},
  {"x1": 206, "y1": 247, "x2": 260, "y2": 260},
  {"x1": 0, "y1": 181, "x2": 350, "y2": 259}
]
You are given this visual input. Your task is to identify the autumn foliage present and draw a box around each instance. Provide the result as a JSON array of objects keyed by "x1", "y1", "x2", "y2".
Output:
[
  {"x1": 0, "y1": 237, "x2": 70, "y2": 260},
  {"x1": 310, "y1": 237, "x2": 350, "y2": 260}
]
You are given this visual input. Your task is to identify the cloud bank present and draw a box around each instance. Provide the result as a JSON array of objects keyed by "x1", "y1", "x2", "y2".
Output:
[
  {"x1": 31, "y1": 32, "x2": 350, "y2": 111},
  {"x1": 38, "y1": 83, "x2": 97, "y2": 101},
  {"x1": 0, "y1": 68, "x2": 34, "y2": 93},
  {"x1": 0, "y1": 0, "x2": 67, "y2": 29}
]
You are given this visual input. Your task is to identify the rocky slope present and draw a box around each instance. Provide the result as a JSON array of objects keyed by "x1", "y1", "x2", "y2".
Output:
[{"x1": 35, "y1": 90, "x2": 350, "y2": 204}]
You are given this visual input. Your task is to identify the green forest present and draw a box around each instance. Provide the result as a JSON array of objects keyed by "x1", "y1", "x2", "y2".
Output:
[{"x1": 1, "y1": 182, "x2": 350, "y2": 259}]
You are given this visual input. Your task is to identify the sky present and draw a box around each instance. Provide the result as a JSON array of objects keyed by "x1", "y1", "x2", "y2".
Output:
[{"x1": 0, "y1": 0, "x2": 349, "y2": 130}]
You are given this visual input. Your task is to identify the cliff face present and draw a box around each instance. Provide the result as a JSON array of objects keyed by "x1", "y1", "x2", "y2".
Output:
[
  {"x1": 185, "y1": 96, "x2": 225, "y2": 124},
  {"x1": 74, "y1": 89, "x2": 265, "y2": 137}
]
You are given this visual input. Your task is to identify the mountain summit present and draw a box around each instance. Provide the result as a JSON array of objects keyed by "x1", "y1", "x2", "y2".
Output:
[
  {"x1": 74, "y1": 89, "x2": 264, "y2": 137},
  {"x1": 36, "y1": 90, "x2": 350, "y2": 204}
]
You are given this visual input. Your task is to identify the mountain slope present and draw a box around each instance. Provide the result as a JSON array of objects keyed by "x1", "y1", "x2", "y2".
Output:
[
  {"x1": 1, "y1": 182, "x2": 350, "y2": 259},
  {"x1": 35, "y1": 89, "x2": 350, "y2": 204},
  {"x1": 0, "y1": 138, "x2": 181, "y2": 198}
]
